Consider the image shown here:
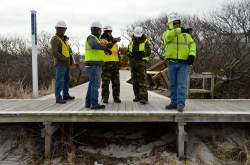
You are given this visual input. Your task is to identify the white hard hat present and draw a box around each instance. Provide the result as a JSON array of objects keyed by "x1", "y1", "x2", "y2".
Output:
[
  {"x1": 103, "y1": 24, "x2": 112, "y2": 31},
  {"x1": 133, "y1": 26, "x2": 143, "y2": 37},
  {"x1": 90, "y1": 20, "x2": 102, "y2": 28},
  {"x1": 168, "y1": 14, "x2": 180, "y2": 24},
  {"x1": 55, "y1": 20, "x2": 67, "y2": 28}
]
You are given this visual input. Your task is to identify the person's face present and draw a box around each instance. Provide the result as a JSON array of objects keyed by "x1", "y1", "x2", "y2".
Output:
[
  {"x1": 98, "y1": 28, "x2": 102, "y2": 36},
  {"x1": 105, "y1": 30, "x2": 112, "y2": 37},
  {"x1": 56, "y1": 27, "x2": 67, "y2": 36},
  {"x1": 173, "y1": 20, "x2": 180, "y2": 28}
]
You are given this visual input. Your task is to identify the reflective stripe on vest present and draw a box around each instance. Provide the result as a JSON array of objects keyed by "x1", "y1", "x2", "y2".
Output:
[
  {"x1": 100, "y1": 39, "x2": 119, "y2": 62},
  {"x1": 56, "y1": 36, "x2": 70, "y2": 58},
  {"x1": 85, "y1": 35, "x2": 105, "y2": 62},
  {"x1": 128, "y1": 39, "x2": 149, "y2": 61},
  {"x1": 164, "y1": 32, "x2": 196, "y2": 60}
]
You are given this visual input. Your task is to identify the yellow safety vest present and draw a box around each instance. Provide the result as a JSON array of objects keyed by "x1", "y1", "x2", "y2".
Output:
[
  {"x1": 85, "y1": 34, "x2": 105, "y2": 62},
  {"x1": 100, "y1": 39, "x2": 119, "y2": 62},
  {"x1": 128, "y1": 39, "x2": 149, "y2": 61},
  {"x1": 56, "y1": 36, "x2": 70, "y2": 58}
]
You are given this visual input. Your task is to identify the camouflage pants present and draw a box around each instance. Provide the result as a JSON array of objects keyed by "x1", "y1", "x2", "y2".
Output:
[
  {"x1": 101, "y1": 62, "x2": 120, "y2": 100},
  {"x1": 130, "y1": 59, "x2": 148, "y2": 100}
]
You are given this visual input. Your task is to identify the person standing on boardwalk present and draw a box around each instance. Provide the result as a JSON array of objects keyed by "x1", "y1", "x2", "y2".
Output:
[
  {"x1": 84, "y1": 21, "x2": 112, "y2": 109},
  {"x1": 128, "y1": 26, "x2": 151, "y2": 104},
  {"x1": 50, "y1": 20, "x2": 75, "y2": 104},
  {"x1": 100, "y1": 24, "x2": 122, "y2": 104},
  {"x1": 162, "y1": 14, "x2": 196, "y2": 112}
]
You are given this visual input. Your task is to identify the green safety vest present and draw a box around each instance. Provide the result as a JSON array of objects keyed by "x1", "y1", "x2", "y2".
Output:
[
  {"x1": 101, "y1": 38, "x2": 119, "y2": 62},
  {"x1": 128, "y1": 39, "x2": 149, "y2": 61},
  {"x1": 85, "y1": 34, "x2": 105, "y2": 62}
]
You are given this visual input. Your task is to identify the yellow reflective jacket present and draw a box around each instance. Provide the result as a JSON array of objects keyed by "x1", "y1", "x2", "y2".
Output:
[{"x1": 162, "y1": 21, "x2": 196, "y2": 61}]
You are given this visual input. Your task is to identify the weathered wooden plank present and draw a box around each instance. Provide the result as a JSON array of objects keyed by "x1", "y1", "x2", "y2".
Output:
[
  {"x1": 125, "y1": 99, "x2": 133, "y2": 113},
  {"x1": 62, "y1": 99, "x2": 84, "y2": 112},
  {"x1": 220, "y1": 100, "x2": 250, "y2": 111},
  {"x1": 131, "y1": 101, "x2": 143, "y2": 115},
  {"x1": 147, "y1": 71, "x2": 160, "y2": 74},
  {"x1": 148, "y1": 99, "x2": 164, "y2": 112},
  {"x1": 0, "y1": 100, "x2": 30, "y2": 111},
  {"x1": 2, "y1": 100, "x2": 39, "y2": 112},
  {"x1": 117, "y1": 99, "x2": 126, "y2": 114},
  {"x1": 0, "y1": 94, "x2": 250, "y2": 123},
  {"x1": 20, "y1": 100, "x2": 54, "y2": 112},
  {"x1": 0, "y1": 99, "x2": 19, "y2": 107}
]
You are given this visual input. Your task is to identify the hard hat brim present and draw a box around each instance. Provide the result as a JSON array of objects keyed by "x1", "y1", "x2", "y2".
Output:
[
  {"x1": 55, "y1": 26, "x2": 67, "y2": 28},
  {"x1": 134, "y1": 33, "x2": 142, "y2": 37}
]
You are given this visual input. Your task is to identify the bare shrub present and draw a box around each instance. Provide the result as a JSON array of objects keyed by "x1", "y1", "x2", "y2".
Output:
[{"x1": 0, "y1": 32, "x2": 88, "y2": 98}]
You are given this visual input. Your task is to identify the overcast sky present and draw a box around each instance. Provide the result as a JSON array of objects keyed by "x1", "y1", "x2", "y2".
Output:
[{"x1": 0, "y1": 0, "x2": 228, "y2": 52}]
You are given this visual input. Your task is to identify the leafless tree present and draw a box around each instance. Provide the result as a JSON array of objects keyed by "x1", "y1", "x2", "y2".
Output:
[
  {"x1": 202, "y1": 0, "x2": 250, "y2": 82},
  {"x1": 125, "y1": 0, "x2": 250, "y2": 98}
]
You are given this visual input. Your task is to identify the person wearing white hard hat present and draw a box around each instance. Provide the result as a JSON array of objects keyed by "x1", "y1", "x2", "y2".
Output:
[
  {"x1": 100, "y1": 24, "x2": 122, "y2": 104},
  {"x1": 84, "y1": 21, "x2": 112, "y2": 110},
  {"x1": 50, "y1": 20, "x2": 75, "y2": 104},
  {"x1": 162, "y1": 14, "x2": 196, "y2": 112},
  {"x1": 127, "y1": 26, "x2": 151, "y2": 104}
]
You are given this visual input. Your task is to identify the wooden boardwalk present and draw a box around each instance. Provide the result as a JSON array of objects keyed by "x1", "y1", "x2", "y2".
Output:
[
  {"x1": 0, "y1": 70, "x2": 249, "y2": 158},
  {"x1": 0, "y1": 99, "x2": 249, "y2": 123}
]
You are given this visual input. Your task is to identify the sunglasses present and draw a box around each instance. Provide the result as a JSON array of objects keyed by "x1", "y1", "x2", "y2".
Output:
[
  {"x1": 106, "y1": 30, "x2": 112, "y2": 33},
  {"x1": 173, "y1": 21, "x2": 180, "y2": 25}
]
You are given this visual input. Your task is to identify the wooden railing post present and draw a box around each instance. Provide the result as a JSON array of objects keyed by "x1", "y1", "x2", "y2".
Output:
[
  {"x1": 42, "y1": 122, "x2": 58, "y2": 160},
  {"x1": 177, "y1": 122, "x2": 187, "y2": 159}
]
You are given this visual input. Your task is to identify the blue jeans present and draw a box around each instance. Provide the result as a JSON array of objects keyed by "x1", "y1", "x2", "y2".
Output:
[
  {"x1": 85, "y1": 65, "x2": 102, "y2": 107},
  {"x1": 168, "y1": 61, "x2": 188, "y2": 107},
  {"x1": 55, "y1": 65, "x2": 70, "y2": 100}
]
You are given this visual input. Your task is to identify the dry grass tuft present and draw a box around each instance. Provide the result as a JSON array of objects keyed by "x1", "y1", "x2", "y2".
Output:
[
  {"x1": 0, "y1": 80, "x2": 32, "y2": 99},
  {"x1": 67, "y1": 151, "x2": 77, "y2": 165},
  {"x1": 0, "y1": 79, "x2": 55, "y2": 99},
  {"x1": 203, "y1": 125, "x2": 250, "y2": 165},
  {"x1": 39, "y1": 79, "x2": 54, "y2": 96}
]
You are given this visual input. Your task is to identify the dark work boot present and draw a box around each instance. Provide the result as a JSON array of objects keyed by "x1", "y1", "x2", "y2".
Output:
[
  {"x1": 133, "y1": 98, "x2": 140, "y2": 102},
  {"x1": 90, "y1": 104, "x2": 105, "y2": 109},
  {"x1": 165, "y1": 103, "x2": 177, "y2": 109},
  {"x1": 103, "y1": 98, "x2": 108, "y2": 104},
  {"x1": 140, "y1": 98, "x2": 148, "y2": 104},
  {"x1": 85, "y1": 105, "x2": 90, "y2": 108},
  {"x1": 63, "y1": 95, "x2": 75, "y2": 100},
  {"x1": 114, "y1": 98, "x2": 121, "y2": 103},
  {"x1": 56, "y1": 99, "x2": 67, "y2": 104},
  {"x1": 177, "y1": 104, "x2": 184, "y2": 112}
]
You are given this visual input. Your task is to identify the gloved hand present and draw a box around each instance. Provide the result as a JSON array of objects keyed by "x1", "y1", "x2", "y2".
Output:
[
  {"x1": 138, "y1": 51, "x2": 144, "y2": 60},
  {"x1": 181, "y1": 27, "x2": 192, "y2": 34},
  {"x1": 118, "y1": 61, "x2": 122, "y2": 68},
  {"x1": 127, "y1": 52, "x2": 134, "y2": 57},
  {"x1": 113, "y1": 37, "x2": 121, "y2": 43},
  {"x1": 159, "y1": 56, "x2": 165, "y2": 60},
  {"x1": 187, "y1": 55, "x2": 195, "y2": 65},
  {"x1": 63, "y1": 35, "x2": 69, "y2": 41},
  {"x1": 105, "y1": 47, "x2": 112, "y2": 55}
]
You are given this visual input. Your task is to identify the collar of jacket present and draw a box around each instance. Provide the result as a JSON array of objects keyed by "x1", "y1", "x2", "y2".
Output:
[
  {"x1": 132, "y1": 34, "x2": 146, "y2": 43},
  {"x1": 100, "y1": 32, "x2": 113, "y2": 41}
]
